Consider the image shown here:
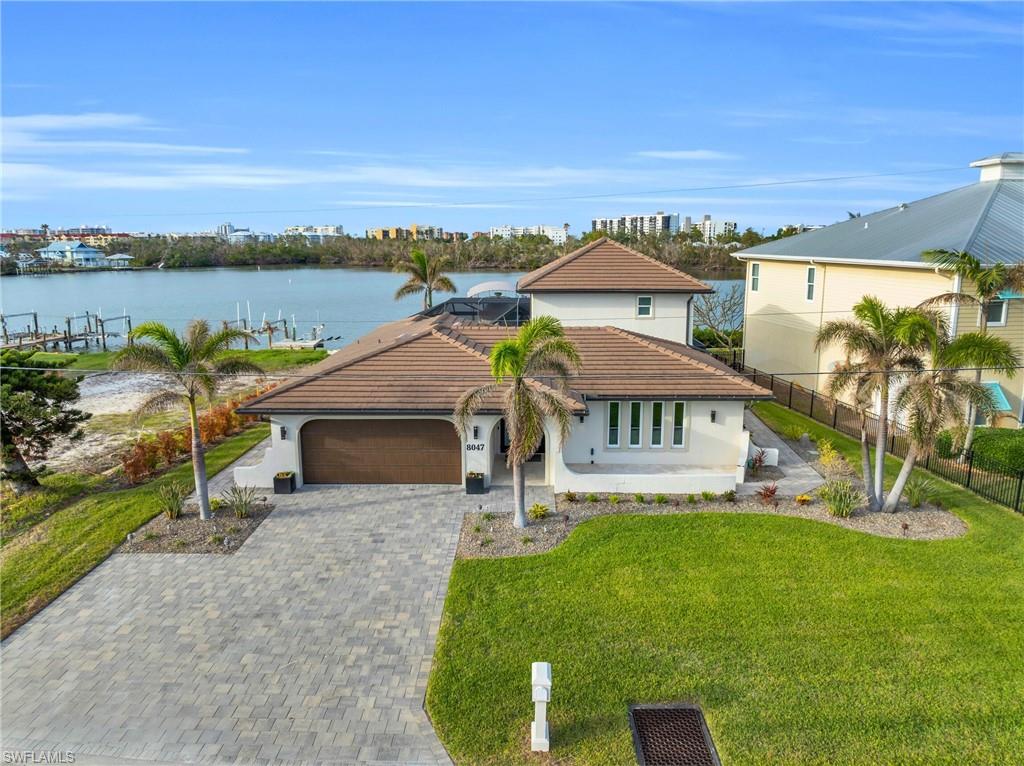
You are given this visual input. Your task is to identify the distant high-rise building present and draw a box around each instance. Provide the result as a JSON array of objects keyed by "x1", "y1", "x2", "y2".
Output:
[
  {"x1": 216, "y1": 222, "x2": 237, "y2": 238},
  {"x1": 489, "y1": 224, "x2": 568, "y2": 245},
  {"x1": 284, "y1": 225, "x2": 345, "y2": 237},
  {"x1": 591, "y1": 212, "x2": 678, "y2": 237},
  {"x1": 695, "y1": 214, "x2": 737, "y2": 244},
  {"x1": 366, "y1": 224, "x2": 444, "y2": 241}
]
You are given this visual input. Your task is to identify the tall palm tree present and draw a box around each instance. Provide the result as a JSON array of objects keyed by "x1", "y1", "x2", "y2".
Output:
[
  {"x1": 824, "y1": 361, "x2": 882, "y2": 511},
  {"x1": 393, "y1": 248, "x2": 456, "y2": 310},
  {"x1": 884, "y1": 319, "x2": 1018, "y2": 512},
  {"x1": 455, "y1": 316, "x2": 581, "y2": 528},
  {"x1": 921, "y1": 249, "x2": 1024, "y2": 455},
  {"x1": 815, "y1": 297, "x2": 933, "y2": 507},
  {"x1": 113, "y1": 320, "x2": 263, "y2": 520}
]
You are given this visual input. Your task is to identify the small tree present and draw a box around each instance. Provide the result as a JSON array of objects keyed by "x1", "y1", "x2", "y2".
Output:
[
  {"x1": 884, "y1": 322, "x2": 1017, "y2": 511},
  {"x1": 455, "y1": 317, "x2": 581, "y2": 528},
  {"x1": 815, "y1": 297, "x2": 933, "y2": 507},
  {"x1": 113, "y1": 321, "x2": 262, "y2": 519},
  {"x1": 692, "y1": 285, "x2": 744, "y2": 351},
  {"x1": 1, "y1": 350, "x2": 90, "y2": 492},
  {"x1": 393, "y1": 248, "x2": 456, "y2": 310}
]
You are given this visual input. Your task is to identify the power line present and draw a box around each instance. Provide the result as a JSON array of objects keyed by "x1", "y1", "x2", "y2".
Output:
[{"x1": 101, "y1": 165, "x2": 969, "y2": 219}]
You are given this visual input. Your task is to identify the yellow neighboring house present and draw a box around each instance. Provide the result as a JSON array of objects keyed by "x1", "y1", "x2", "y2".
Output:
[{"x1": 735, "y1": 152, "x2": 1024, "y2": 428}]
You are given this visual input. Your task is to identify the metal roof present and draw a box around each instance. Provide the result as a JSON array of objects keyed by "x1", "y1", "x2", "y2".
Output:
[{"x1": 736, "y1": 179, "x2": 1023, "y2": 266}]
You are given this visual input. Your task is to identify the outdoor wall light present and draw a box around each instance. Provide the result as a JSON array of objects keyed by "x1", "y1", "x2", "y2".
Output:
[
  {"x1": 473, "y1": 426, "x2": 480, "y2": 439},
  {"x1": 579, "y1": 415, "x2": 585, "y2": 423},
  {"x1": 280, "y1": 425, "x2": 287, "y2": 440},
  {"x1": 710, "y1": 410, "x2": 717, "y2": 424}
]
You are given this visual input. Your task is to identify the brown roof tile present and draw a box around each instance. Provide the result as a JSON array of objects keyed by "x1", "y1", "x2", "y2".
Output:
[
  {"x1": 239, "y1": 318, "x2": 770, "y2": 415},
  {"x1": 516, "y1": 237, "x2": 713, "y2": 293}
]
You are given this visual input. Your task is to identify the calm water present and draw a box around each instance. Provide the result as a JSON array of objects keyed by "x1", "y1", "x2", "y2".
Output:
[{"x1": 0, "y1": 266, "x2": 741, "y2": 349}]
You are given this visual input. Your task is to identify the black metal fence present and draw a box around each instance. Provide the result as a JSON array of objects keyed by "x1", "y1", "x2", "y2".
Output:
[{"x1": 712, "y1": 349, "x2": 1024, "y2": 513}]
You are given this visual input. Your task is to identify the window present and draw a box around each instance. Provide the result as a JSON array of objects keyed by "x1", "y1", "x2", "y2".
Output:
[
  {"x1": 607, "y1": 401, "x2": 621, "y2": 447},
  {"x1": 628, "y1": 401, "x2": 643, "y2": 447},
  {"x1": 650, "y1": 402, "x2": 664, "y2": 447},
  {"x1": 750, "y1": 262, "x2": 760, "y2": 292},
  {"x1": 984, "y1": 300, "x2": 1007, "y2": 327},
  {"x1": 636, "y1": 295, "x2": 653, "y2": 318},
  {"x1": 672, "y1": 402, "x2": 686, "y2": 447},
  {"x1": 806, "y1": 266, "x2": 816, "y2": 301}
]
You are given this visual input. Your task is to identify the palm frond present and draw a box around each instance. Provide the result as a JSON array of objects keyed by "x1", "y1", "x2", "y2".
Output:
[
  {"x1": 131, "y1": 389, "x2": 184, "y2": 424},
  {"x1": 127, "y1": 321, "x2": 188, "y2": 366},
  {"x1": 454, "y1": 383, "x2": 498, "y2": 435},
  {"x1": 504, "y1": 384, "x2": 545, "y2": 466},
  {"x1": 489, "y1": 339, "x2": 525, "y2": 382},
  {"x1": 213, "y1": 357, "x2": 267, "y2": 378},
  {"x1": 394, "y1": 279, "x2": 425, "y2": 301},
  {"x1": 112, "y1": 342, "x2": 176, "y2": 374}
]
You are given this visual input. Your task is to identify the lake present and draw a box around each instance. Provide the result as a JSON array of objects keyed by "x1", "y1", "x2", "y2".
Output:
[{"x1": 0, "y1": 266, "x2": 742, "y2": 349}]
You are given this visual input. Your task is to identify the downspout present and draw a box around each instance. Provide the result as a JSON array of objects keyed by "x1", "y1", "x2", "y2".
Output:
[
  {"x1": 812, "y1": 260, "x2": 826, "y2": 392},
  {"x1": 947, "y1": 271, "x2": 962, "y2": 340},
  {"x1": 686, "y1": 296, "x2": 694, "y2": 345}
]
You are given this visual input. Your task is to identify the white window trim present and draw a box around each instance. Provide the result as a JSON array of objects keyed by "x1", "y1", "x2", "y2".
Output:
[
  {"x1": 805, "y1": 266, "x2": 816, "y2": 302},
  {"x1": 671, "y1": 401, "x2": 687, "y2": 448},
  {"x1": 650, "y1": 401, "x2": 665, "y2": 448},
  {"x1": 750, "y1": 262, "x2": 760, "y2": 292},
  {"x1": 636, "y1": 295, "x2": 654, "y2": 319},
  {"x1": 982, "y1": 300, "x2": 1008, "y2": 327},
  {"x1": 628, "y1": 401, "x2": 643, "y2": 448},
  {"x1": 607, "y1": 401, "x2": 621, "y2": 448}
]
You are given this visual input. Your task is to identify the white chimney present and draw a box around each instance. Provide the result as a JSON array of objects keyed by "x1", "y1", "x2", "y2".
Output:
[{"x1": 970, "y1": 153, "x2": 1024, "y2": 182}]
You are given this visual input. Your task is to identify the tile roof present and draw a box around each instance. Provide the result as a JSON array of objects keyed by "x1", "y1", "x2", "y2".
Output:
[
  {"x1": 516, "y1": 237, "x2": 713, "y2": 293},
  {"x1": 736, "y1": 178, "x2": 1023, "y2": 266},
  {"x1": 238, "y1": 316, "x2": 770, "y2": 416}
]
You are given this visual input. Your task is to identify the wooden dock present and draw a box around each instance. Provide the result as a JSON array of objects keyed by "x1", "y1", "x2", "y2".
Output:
[{"x1": 0, "y1": 310, "x2": 133, "y2": 353}]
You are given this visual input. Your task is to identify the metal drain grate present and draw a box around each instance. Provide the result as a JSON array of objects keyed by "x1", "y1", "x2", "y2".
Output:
[{"x1": 628, "y1": 704, "x2": 721, "y2": 766}]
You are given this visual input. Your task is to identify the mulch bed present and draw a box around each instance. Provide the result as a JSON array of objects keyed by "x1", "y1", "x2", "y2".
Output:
[
  {"x1": 118, "y1": 501, "x2": 274, "y2": 554},
  {"x1": 457, "y1": 493, "x2": 967, "y2": 559}
]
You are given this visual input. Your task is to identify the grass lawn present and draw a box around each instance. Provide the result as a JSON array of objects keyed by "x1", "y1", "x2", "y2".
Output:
[
  {"x1": 427, "y1": 402, "x2": 1024, "y2": 765},
  {"x1": 30, "y1": 347, "x2": 326, "y2": 373},
  {"x1": 0, "y1": 424, "x2": 269, "y2": 639},
  {"x1": 0, "y1": 472, "x2": 112, "y2": 544}
]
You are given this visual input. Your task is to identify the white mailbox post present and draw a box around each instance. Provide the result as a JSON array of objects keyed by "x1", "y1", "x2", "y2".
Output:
[{"x1": 531, "y1": 661, "x2": 552, "y2": 752}]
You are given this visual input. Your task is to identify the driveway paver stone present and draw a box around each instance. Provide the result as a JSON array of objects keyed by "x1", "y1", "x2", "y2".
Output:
[{"x1": 2, "y1": 475, "x2": 553, "y2": 765}]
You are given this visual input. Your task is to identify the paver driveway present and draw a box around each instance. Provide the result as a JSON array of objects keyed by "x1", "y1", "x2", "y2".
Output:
[{"x1": 2, "y1": 482, "x2": 552, "y2": 765}]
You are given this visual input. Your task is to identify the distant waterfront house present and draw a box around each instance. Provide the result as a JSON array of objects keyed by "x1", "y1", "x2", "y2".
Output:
[
  {"x1": 105, "y1": 253, "x2": 134, "y2": 269},
  {"x1": 34, "y1": 240, "x2": 104, "y2": 267},
  {"x1": 735, "y1": 152, "x2": 1024, "y2": 426},
  {"x1": 234, "y1": 238, "x2": 772, "y2": 495}
]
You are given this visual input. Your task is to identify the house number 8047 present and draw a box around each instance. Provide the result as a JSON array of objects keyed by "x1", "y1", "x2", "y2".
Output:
[{"x1": 466, "y1": 443, "x2": 486, "y2": 451}]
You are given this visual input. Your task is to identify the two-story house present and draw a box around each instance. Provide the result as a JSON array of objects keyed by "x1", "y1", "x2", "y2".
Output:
[
  {"x1": 736, "y1": 152, "x2": 1024, "y2": 427},
  {"x1": 235, "y1": 239, "x2": 772, "y2": 494}
]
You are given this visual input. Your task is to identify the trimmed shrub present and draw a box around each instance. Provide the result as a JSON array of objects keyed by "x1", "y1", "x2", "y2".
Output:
[
  {"x1": 156, "y1": 481, "x2": 189, "y2": 520},
  {"x1": 527, "y1": 503, "x2": 549, "y2": 520},
  {"x1": 818, "y1": 479, "x2": 864, "y2": 518},
  {"x1": 119, "y1": 439, "x2": 160, "y2": 484},
  {"x1": 155, "y1": 429, "x2": 185, "y2": 466},
  {"x1": 223, "y1": 484, "x2": 257, "y2": 519},
  {"x1": 904, "y1": 476, "x2": 937, "y2": 509}
]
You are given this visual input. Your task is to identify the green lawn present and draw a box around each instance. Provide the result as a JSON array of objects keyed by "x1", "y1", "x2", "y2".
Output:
[
  {"x1": 0, "y1": 472, "x2": 112, "y2": 544},
  {"x1": 30, "y1": 347, "x2": 326, "y2": 373},
  {"x1": 0, "y1": 424, "x2": 269, "y2": 638},
  {"x1": 427, "y1": 402, "x2": 1024, "y2": 765}
]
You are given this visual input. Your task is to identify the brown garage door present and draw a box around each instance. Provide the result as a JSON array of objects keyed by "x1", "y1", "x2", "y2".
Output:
[{"x1": 300, "y1": 419, "x2": 462, "y2": 484}]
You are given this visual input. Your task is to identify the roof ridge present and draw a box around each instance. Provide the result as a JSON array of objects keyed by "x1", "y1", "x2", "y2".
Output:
[
  {"x1": 604, "y1": 326, "x2": 768, "y2": 395},
  {"x1": 962, "y1": 180, "x2": 1005, "y2": 259},
  {"x1": 516, "y1": 237, "x2": 607, "y2": 289}
]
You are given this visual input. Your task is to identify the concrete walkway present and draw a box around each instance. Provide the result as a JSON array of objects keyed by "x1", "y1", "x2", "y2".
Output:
[
  {"x1": 2, "y1": 459, "x2": 551, "y2": 764},
  {"x1": 738, "y1": 411, "x2": 824, "y2": 497}
]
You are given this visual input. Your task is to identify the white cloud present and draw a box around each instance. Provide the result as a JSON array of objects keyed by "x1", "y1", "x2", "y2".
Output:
[
  {"x1": 1, "y1": 112, "x2": 248, "y2": 157},
  {"x1": 634, "y1": 149, "x2": 740, "y2": 160}
]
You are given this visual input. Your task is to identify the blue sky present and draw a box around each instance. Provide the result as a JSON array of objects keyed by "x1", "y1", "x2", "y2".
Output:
[{"x1": 2, "y1": 1, "x2": 1021, "y2": 235}]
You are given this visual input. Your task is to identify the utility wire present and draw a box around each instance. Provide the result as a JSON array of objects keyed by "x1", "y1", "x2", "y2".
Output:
[{"x1": 99, "y1": 165, "x2": 969, "y2": 219}]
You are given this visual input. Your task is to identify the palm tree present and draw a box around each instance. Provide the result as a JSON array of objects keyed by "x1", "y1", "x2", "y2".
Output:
[
  {"x1": 393, "y1": 248, "x2": 456, "y2": 310},
  {"x1": 455, "y1": 316, "x2": 581, "y2": 528},
  {"x1": 884, "y1": 319, "x2": 1018, "y2": 511},
  {"x1": 113, "y1": 320, "x2": 263, "y2": 520},
  {"x1": 920, "y1": 249, "x2": 1024, "y2": 455},
  {"x1": 815, "y1": 297, "x2": 933, "y2": 508},
  {"x1": 824, "y1": 361, "x2": 882, "y2": 511}
]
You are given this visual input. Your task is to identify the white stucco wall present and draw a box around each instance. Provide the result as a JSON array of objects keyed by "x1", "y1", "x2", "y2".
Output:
[
  {"x1": 236, "y1": 402, "x2": 750, "y2": 495},
  {"x1": 530, "y1": 292, "x2": 692, "y2": 344},
  {"x1": 234, "y1": 413, "x2": 502, "y2": 489}
]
